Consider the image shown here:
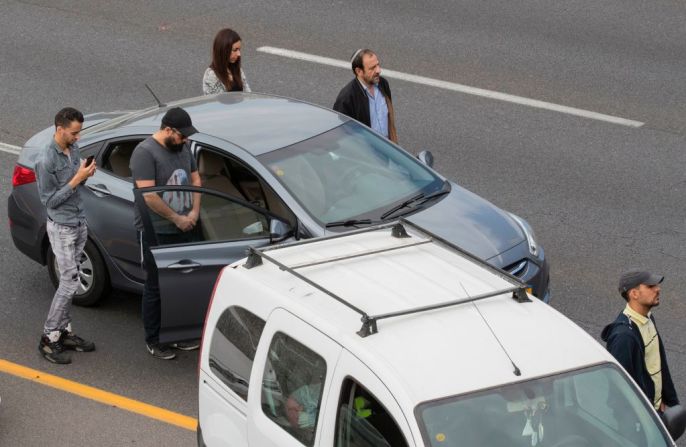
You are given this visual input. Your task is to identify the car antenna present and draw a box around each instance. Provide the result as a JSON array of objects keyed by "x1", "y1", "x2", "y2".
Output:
[
  {"x1": 461, "y1": 281, "x2": 522, "y2": 377},
  {"x1": 144, "y1": 83, "x2": 166, "y2": 108}
]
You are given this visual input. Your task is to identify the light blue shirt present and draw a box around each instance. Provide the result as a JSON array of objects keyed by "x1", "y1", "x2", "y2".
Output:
[{"x1": 360, "y1": 80, "x2": 389, "y2": 138}]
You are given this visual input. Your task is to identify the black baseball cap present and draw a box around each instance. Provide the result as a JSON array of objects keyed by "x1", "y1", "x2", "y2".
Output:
[
  {"x1": 161, "y1": 107, "x2": 198, "y2": 137},
  {"x1": 618, "y1": 270, "x2": 664, "y2": 295}
]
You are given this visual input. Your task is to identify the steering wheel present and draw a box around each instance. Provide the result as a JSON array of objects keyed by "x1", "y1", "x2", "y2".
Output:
[{"x1": 337, "y1": 165, "x2": 362, "y2": 189}]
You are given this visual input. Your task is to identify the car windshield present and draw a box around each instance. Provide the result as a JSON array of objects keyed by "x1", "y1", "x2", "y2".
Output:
[
  {"x1": 416, "y1": 364, "x2": 670, "y2": 447},
  {"x1": 257, "y1": 122, "x2": 444, "y2": 225}
]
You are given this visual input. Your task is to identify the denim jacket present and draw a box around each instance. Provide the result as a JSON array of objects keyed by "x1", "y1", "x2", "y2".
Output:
[{"x1": 35, "y1": 140, "x2": 85, "y2": 225}]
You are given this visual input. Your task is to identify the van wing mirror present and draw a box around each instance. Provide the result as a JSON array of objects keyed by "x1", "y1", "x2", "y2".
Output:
[
  {"x1": 270, "y1": 219, "x2": 293, "y2": 243},
  {"x1": 417, "y1": 150, "x2": 434, "y2": 168},
  {"x1": 660, "y1": 404, "x2": 686, "y2": 441}
]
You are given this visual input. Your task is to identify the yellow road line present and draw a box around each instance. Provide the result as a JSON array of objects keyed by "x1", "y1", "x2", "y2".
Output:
[{"x1": 0, "y1": 359, "x2": 197, "y2": 431}]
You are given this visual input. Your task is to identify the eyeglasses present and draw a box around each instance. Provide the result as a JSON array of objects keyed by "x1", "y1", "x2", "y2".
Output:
[{"x1": 170, "y1": 127, "x2": 187, "y2": 141}]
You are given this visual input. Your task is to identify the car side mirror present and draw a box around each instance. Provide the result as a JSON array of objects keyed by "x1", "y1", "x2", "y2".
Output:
[
  {"x1": 417, "y1": 150, "x2": 434, "y2": 168},
  {"x1": 270, "y1": 219, "x2": 293, "y2": 243},
  {"x1": 660, "y1": 404, "x2": 686, "y2": 441}
]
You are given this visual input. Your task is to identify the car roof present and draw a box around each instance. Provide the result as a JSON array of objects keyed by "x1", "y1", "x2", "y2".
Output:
[
  {"x1": 88, "y1": 93, "x2": 348, "y2": 155},
  {"x1": 219, "y1": 222, "x2": 613, "y2": 406}
]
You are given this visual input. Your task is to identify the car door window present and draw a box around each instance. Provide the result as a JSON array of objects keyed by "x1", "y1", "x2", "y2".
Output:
[
  {"x1": 261, "y1": 332, "x2": 327, "y2": 447},
  {"x1": 79, "y1": 141, "x2": 104, "y2": 160},
  {"x1": 335, "y1": 379, "x2": 408, "y2": 447},
  {"x1": 100, "y1": 139, "x2": 145, "y2": 179},
  {"x1": 197, "y1": 147, "x2": 296, "y2": 226},
  {"x1": 137, "y1": 186, "x2": 271, "y2": 246},
  {"x1": 209, "y1": 306, "x2": 266, "y2": 400}
]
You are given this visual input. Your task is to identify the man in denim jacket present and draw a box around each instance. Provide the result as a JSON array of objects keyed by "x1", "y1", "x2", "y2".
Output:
[{"x1": 35, "y1": 107, "x2": 96, "y2": 364}]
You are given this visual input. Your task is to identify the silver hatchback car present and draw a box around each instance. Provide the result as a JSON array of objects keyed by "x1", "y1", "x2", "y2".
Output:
[{"x1": 8, "y1": 93, "x2": 549, "y2": 342}]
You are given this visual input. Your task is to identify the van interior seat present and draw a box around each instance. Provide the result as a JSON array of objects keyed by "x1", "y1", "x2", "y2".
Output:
[{"x1": 198, "y1": 151, "x2": 243, "y2": 199}]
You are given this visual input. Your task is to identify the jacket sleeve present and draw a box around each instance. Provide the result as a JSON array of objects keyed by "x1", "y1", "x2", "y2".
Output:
[
  {"x1": 202, "y1": 68, "x2": 226, "y2": 95},
  {"x1": 607, "y1": 330, "x2": 645, "y2": 388},
  {"x1": 240, "y1": 68, "x2": 251, "y2": 93},
  {"x1": 333, "y1": 88, "x2": 353, "y2": 117},
  {"x1": 657, "y1": 329, "x2": 680, "y2": 406}
]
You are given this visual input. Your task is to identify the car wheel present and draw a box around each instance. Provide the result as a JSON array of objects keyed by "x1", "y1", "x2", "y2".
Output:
[{"x1": 47, "y1": 239, "x2": 110, "y2": 307}]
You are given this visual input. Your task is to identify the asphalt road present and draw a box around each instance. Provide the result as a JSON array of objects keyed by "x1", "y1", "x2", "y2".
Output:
[{"x1": 1, "y1": 0, "x2": 686, "y2": 445}]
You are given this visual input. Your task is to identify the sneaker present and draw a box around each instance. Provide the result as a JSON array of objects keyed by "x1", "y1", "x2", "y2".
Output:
[
  {"x1": 39, "y1": 336, "x2": 71, "y2": 364},
  {"x1": 146, "y1": 343, "x2": 176, "y2": 360},
  {"x1": 60, "y1": 331, "x2": 95, "y2": 352},
  {"x1": 169, "y1": 340, "x2": 200, "y2": 351}
]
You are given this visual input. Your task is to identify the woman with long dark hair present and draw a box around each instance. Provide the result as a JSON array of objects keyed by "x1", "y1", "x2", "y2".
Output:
[{"x1": 203, "y1": 28, "x2": 251, "y2": 94}]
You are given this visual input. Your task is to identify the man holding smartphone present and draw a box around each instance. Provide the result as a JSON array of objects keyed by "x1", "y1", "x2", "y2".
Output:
[{"x1": 35, "y1": 107, "x2": 97, "y2": 364}]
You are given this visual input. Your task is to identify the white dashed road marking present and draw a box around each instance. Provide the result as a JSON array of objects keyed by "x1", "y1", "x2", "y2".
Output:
[
  {"x1": 257, "y1": 46, "x2": 644, "y2": 128},
  {"x1": 0, "y1": 142, "x2": 21, "y2": 155}
]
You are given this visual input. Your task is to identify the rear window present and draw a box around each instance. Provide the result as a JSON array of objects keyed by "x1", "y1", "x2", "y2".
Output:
[{"x1": 208, "y1": 306, "x2": 266, "y2": 400}]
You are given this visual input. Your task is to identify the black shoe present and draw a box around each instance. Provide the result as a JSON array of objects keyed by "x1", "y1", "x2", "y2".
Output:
[
  {"x1": 39, "y1": 336, "x2": 71, "y2": 364},
  {"x1": 169, "y1": 340, "x2": 200, "y2": 351},
  {"x1": 146, "y1": 343, "x2": 176, "y2": 360},
  {"x1": 60, "y1": 331, "x2": 95, "y2": 352}
]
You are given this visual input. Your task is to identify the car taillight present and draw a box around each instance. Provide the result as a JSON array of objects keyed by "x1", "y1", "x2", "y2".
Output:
[
  {"x1": 198, "y1": 266, "x2": 227, "y2": 376},
  {"x1": 12, "y1": 165, "x2": 36, "y2": 187}
]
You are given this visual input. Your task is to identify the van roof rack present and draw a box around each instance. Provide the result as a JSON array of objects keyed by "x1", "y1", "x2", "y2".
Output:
[{"x1": 244, "y1": 219, "x2": 530, "y2": 337}]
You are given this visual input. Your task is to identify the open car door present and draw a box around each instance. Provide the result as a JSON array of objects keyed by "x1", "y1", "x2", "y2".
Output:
[{"x1": 135, "y1": 185, "x2": 294, "y2": 343}]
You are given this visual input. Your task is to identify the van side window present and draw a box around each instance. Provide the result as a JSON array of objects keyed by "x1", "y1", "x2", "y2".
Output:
[
  {"x1": 261, "y1": 332, "x2": 327, "y2": 447},
  {"x1": 208, "y1": 306, "x2": 266, "y2": 400},
  {"x1": 335, "y1": 379, "x2": 408, "y2": 447},
  {"x1": 100, "y1": 139, "x2": 144, "y2": 179}
]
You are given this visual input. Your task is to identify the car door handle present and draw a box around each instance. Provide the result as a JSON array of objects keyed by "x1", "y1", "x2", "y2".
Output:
[
  {"x1": 167, "y1": 260, "x2": 202, "y2": 271},
  {"x1": 87, "y1": 184, "x2": 111, "y2": 196}
]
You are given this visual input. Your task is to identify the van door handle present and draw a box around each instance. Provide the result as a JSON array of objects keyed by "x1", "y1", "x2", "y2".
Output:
[
  {"x1": 167, "y1": 260, "x2": 202, "y2": 271},
  {"x1": 87, "y1": 184, "x2": 111, "y2": 196}
]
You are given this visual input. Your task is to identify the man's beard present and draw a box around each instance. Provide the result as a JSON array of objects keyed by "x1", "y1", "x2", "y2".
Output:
[{"x1": 164, "y1": 136, "x2": 185, "y2": 153}]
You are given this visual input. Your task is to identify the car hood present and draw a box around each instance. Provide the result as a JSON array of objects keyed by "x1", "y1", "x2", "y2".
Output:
[{"x1": 407, "y1": 182, "x2": 524, "y2": 261}]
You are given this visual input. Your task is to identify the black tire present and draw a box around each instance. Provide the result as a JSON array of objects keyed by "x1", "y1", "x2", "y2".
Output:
[{"x1": 47, "y1": 238, "x2": 110, "y2": 307}]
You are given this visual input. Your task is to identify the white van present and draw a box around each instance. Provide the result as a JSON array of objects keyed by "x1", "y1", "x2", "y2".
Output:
[{"x1": 197, "y1": 220, "x2": 684, "y2": 446}]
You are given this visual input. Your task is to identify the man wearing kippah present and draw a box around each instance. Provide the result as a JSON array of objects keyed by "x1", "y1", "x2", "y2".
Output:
[
  {"x1": 333, "y1": 49, "x2": 398, "y2": 143},
  {"x1": 601, "y1": 270, "x2": 679, "y2": 412}
]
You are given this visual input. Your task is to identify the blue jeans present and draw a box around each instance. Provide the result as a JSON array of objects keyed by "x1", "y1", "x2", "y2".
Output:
[{"x1": 44, "y1": 219, "x2": 88, "y2": 336}]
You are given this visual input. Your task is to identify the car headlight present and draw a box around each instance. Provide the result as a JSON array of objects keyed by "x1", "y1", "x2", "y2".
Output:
[{"x1": 508, "y1": 213, "x2": 539, "y2": 258}]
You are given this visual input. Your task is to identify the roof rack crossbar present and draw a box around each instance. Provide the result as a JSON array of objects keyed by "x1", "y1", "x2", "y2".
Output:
[
  {"x1": 247, "y1": 246, "x2": 369, "y2": 318},
  {"x1": 357, "y1": 286, "x2": 525, "y2": 338},
  {"x1": 290, "y1": 238, "x2": 432, "y2": 270},
  {"x1": 372, "y1": 286, "x2": 522, "y2": 322}
]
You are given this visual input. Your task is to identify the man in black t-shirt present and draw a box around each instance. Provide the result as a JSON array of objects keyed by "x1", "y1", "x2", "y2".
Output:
[{"x1": 129, "y1": 107, "x2": 202, "y2": 359}]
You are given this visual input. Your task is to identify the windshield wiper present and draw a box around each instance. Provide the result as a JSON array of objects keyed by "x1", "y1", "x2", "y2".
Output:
[
  {"x1": 325, "y1": 219, "x2": 374, "y2": 228},
  {"x1": 380, "y1": 184, "x2": 450, "y2": 220}
]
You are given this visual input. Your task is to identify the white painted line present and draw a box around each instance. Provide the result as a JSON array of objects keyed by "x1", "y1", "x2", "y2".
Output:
[
  {"x1": 257, "y1": 46, "x2": 644, "y2": 128},
  {"x1": 0, "y1": 142, "x2": 21, "y2": 155}
]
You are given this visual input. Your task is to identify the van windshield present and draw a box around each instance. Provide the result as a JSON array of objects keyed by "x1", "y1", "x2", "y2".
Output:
[
  {"x1": 257, "y1": 122, "x2": 444, "y2": 226},
  {"x1": 416, "y1": 364, "x2": 670, "y2": 447}
]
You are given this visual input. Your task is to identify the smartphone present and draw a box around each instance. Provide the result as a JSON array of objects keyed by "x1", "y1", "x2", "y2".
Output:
[{"x1": 85, "y1": 155, "x2": 95, "y2": 167}]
